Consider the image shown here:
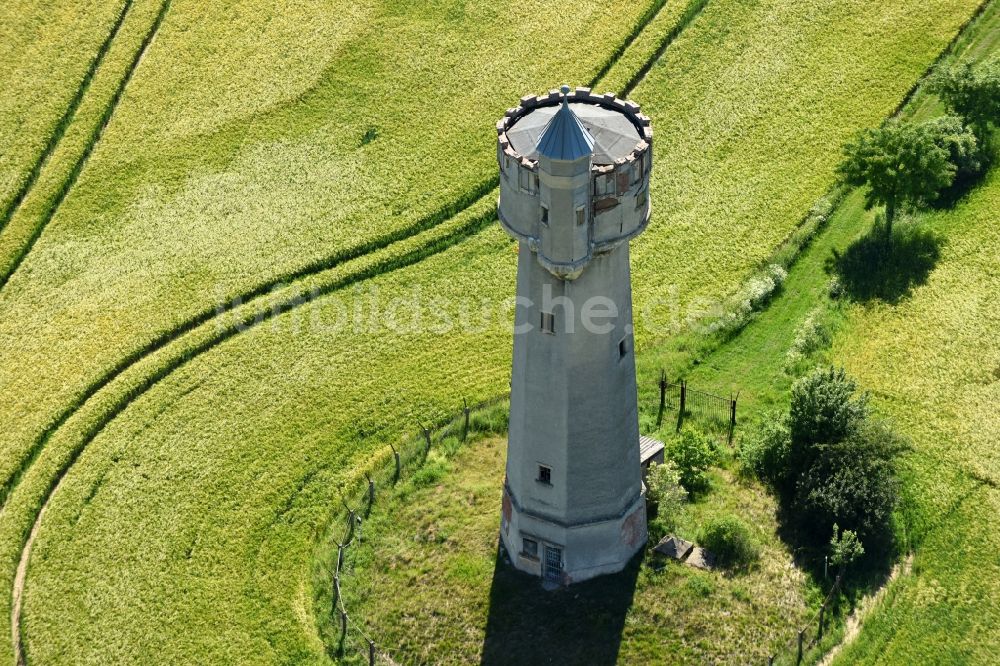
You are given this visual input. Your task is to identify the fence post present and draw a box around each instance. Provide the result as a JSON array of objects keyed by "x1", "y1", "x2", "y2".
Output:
[
  {"x1": 767, "y1": 656, "x2": 774, "y2": 666},
  {"x1": 656, "y1": 370, "x2": 667, "y2": 427},
  {"x1": 337, "y1": 544, "x2": 344, "y2": 573},
  {"x1": 333, "y1": 574, "x2": 340, "y2": 608},
  {"x1": 727, "y1": 392, "x2": 738, "y2": 446},
  {"x1": 340, "y1": 609, "x2": 348, "y2": 640},
  {"x1": 390, "y1": 444, "x2": 401, "y2": 483},
  {"x1": 420, "y1": 422, "x2": 431, "y2": 455},
  {"x1": 462, "y1": 398, "x2": 471, "y2": 441},
  {"x1": 676, "y1": 380, "x2": 687, "y2": 432},
  {"x1": 797, "y1": 628, "x2": 805, "y2": 664},
  {"x1": 365, "y1": 474, "x2": 375, "y2": 516},
  {"x1": 369, "y1": 639, "x2": 376, "y2": 666},
  {"x1": 346, "y1": 509, "x2": 356, "y2": 544},
  {"x1": 818, "y1": 602, "x2": 826, "y2": 640}
]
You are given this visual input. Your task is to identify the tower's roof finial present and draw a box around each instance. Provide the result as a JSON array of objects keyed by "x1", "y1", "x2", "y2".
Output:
[{"x1": 536, "y1": 87, "x2": 594, "y2": 161}]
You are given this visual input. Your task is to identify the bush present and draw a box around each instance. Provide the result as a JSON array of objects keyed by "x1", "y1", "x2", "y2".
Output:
[
  {"x1": 784, "y1": 308, "x2": 832, "y2": 371},
  {"x1": 793, "y1": 420, "x2": 903, "y2": 545},
  {"x1": 737, "y1": 416, "x2": 791, "y2": 489},
  {"x1": 780, "y1": 367, "x2": 905, "y2": 550},
  {"x1": 789, "y1": 367, "x2": 869, "y2": 449},
  {"x1": 666, "y1": 429, "x2": 718, "y2": 493},
  {"x1": 646, "y1": 460, "x2": 687, "y2": 529},
  {"x1": 700, "y1": 515, "x2": 759, "y2": 568}
]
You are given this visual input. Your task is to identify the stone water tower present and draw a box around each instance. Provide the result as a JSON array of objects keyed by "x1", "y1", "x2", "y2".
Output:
[{"x1": 496, "y1": 85, "x2": 653, "y2": 584}]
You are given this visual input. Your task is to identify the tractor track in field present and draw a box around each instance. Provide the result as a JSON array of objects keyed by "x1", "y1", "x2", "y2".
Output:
[
  {"x1": 5, "y1": 0, "x2": 712, "y2": 659},
  {"x1": 0, "y1": 0, "x2": 133, "y2": 239},
  {"x1": 0, "y1": 0, "x2": 172, "y2": 293}
]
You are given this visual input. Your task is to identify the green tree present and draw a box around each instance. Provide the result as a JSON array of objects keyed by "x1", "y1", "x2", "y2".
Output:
[
  {"x1": 829, "y1": 523, "x2": 865, "y2": 574},
  {"x1": 788, "y1": 367, "x2": 868, "y2": 449},
  {"x1": 933, "y1": 55, "x2": 1000, "y2": 140},
  {"x1": 837, "y1": 118, "x2": 975, "y2": 239},
  {"x1": 782, "y1": 368, "x2": 905, "y2": 549}
]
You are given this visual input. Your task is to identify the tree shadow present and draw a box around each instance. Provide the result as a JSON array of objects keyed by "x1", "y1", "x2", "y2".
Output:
[
  {"x1": 829, "y1": 221, "x2": 943, "y2": 304},
  {"x1": 480, "y1": 545, "x2": 640, "y2": 666}
]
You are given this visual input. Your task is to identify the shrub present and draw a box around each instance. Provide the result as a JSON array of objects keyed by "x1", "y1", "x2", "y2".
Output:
[
  {"x1": 830, "y1": 523, "x2": 865, "y2": 572},
  {"x1": 793, "y1": 420, "x2": 903, "y2": 545},
  {"x1": 700, "y1": 515, "x2": 759, "y2": 568},
  {"x1": 646, "y1": 460, "x2": 687, "y2": 529},
  {"x1": 737, "y1": 415, "x2": 791, "y2": 489},
  {"x1": 784, "y1": 308, "x2": 832, "y2": 371},
  {"x1": 666, "y1": 429, "x2": 718, "y2": 493},
  {"x1": 789, "y1": 367, "x2": 869, "y2": 449}
]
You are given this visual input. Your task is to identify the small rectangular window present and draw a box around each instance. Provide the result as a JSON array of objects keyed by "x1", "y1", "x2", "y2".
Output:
[
  {"x1": 519, "y1": 169, "x2": 531, "y2": 192},
  {"x1": 540, "y1": 311, "x2": 554, "y2": 334},
  {"x1": 522, "y1": 537, "x2": 538, "y2": 559},
  {"x1": 541, "y1": 206, "x2": 549, "y2": 226},
  {"x1": 576, "y1": 207, "x2": 585, "y2": 226},
  {"x1": 537, "y1": 465, "x2": 552, "y2": 485},
  {"x1": 619, "y1": 336, "x2": 628, "y2": 359},
  {"x1": 635, "y1": 186, "x2": 647, "y2": 211}
]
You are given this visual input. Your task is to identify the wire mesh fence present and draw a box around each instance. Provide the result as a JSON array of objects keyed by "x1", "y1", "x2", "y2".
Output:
[{"x1": 318, "y1": 392, "x2": 510, "y2": 665}]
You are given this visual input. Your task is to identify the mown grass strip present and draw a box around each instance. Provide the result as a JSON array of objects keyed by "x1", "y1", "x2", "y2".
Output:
[
  {"x1": 0, "y1": 0, "x2": 132, "y2": 237},
  {"x1": 0, "y1": 0, "x2": 170, "y2": 291}
]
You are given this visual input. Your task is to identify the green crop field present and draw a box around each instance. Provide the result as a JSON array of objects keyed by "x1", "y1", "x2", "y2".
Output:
[
  {"x1": 0, "y1": 0, "x2": 127, "y2": 217},
  {"x1": 1, "y1": 0, "x2": 996, "y2": 663}
]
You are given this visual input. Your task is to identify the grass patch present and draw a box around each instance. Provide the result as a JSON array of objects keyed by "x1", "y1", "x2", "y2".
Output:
[{"x1": 338, "y1": 435, "x2": 813, "y2": 665}]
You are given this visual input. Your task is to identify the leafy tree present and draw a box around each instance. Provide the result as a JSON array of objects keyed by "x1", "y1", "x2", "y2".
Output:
[
  {"x1": 933, "y1": 55, "x2": 1000, "y2": 140},
  {"x1": 772, "y1": 367, "x2": 905, "y2": 551},
  {"x1": 829, "y1": 523, "x2": 865, "y2": 573},
  {"x1": 666, "y1": 429, "x2": 718, "y2": 493},
  {"x1": 793, "y1": 420, "x2": 903, "y2": 545},
  {"x1": 837, "y1": 118, "x2": 976, "y2": 239}
]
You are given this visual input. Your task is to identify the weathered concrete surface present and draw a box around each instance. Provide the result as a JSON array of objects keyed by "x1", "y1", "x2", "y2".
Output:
[{"x1": 497, "y1": 87, "x2": 652, "y2": 585}]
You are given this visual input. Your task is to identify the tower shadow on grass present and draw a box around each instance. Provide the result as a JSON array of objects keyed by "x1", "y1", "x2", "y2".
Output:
[
  {"x1": 830, "y1": 221, "x2": 943, "y2": 305},
  {"x1": 480, "y1": 545, "x2": 641, "y2": 666}
]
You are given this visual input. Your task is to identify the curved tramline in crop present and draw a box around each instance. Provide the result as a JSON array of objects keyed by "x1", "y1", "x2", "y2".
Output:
[
  {"x1": 0, "y1": 0, "x2": 172, "y2": 291},
  {"x1": 2, "y1": 2, "x2": 712, "y2": 659},
  {"x1": 0, "y1": 0, "x2": 132, "y2": 237},
  {"x1": 4, "y1": 0, "x2": 990, "y2": 661}
]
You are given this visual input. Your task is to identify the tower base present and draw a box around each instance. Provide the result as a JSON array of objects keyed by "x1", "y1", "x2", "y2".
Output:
[{"x1": 500, "y1": 485, "x2": 647, "y2": 586}]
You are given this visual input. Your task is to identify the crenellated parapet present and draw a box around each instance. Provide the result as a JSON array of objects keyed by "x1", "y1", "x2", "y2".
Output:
[{"x1": 496, "y1": 87, "x2": 653, "y2": 279}]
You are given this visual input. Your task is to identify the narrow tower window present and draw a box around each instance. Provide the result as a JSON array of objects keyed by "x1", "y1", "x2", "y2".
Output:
[
  {"x1": 576, "y1": 207, "x2": 585, "y2": 226},
  {"x1": 619, "y1": 336, "x2": 628, "y2": 359},
  {"x1": 541, "y1": 206, "x2": 549, "y2": 226},
  {"x1": 540, "y1": 311, "x2": 555, "y2": 334},
  {"x1": 537, "y1": 465, "x2": 552, "y2": 485}
]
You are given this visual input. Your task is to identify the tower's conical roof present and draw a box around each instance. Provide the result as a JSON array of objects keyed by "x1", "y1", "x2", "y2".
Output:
[{"x1": 535, "y1": 95, "x2": 595, "y2": 161}]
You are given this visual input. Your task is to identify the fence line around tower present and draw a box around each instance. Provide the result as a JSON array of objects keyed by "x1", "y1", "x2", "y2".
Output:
[
  {"x1": 323, "y1": 376, "x2": 745, "y2": 662},
  {"x1": 320, "y1": 392, "x2": 511, "y2": 665}
]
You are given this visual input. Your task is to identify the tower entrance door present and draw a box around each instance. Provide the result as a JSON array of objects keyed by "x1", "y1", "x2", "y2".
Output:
[{"x1": 543, "y1": 545, "x2": 563, "y2": 583}]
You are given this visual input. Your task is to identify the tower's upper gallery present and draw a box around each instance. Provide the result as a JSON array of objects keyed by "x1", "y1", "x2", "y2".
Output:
[{"x1": 496, "y1": 87, "x2": 653, "y2": 278}]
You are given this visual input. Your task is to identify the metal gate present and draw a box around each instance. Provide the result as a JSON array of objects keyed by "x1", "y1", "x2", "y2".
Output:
[{"x1": 544, "y1": 545, "x2": 562, "y2": 583}]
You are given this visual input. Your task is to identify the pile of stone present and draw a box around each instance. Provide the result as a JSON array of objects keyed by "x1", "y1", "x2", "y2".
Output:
[{"x1": 652, "y1": 534, "x2": 716, "y2": 571}]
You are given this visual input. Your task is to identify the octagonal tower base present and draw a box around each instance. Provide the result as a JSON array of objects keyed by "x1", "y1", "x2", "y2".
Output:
[{"x1": 500, "y1": 483, "x2": 646, "y2": 586}]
